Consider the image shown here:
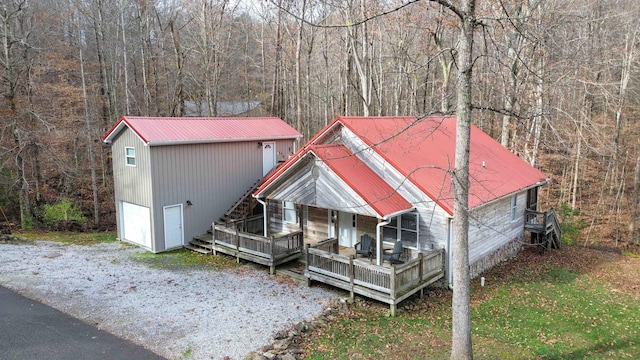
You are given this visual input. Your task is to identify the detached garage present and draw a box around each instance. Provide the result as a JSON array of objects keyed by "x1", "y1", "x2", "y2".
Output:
[{"x1": 103, "y1": 116, "x2": 301, "y2": 253}]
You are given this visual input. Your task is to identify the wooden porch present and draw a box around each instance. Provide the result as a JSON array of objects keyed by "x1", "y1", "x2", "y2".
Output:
[
  {"x1": 305, "y1": 238, "x2": 445, "y2": 316},
  {"x1": 205, "y1": 215, "x2": 304, "y2": 274},
  {"x1": 525, "y1": 209, "x2": 562, "y2": 250}
]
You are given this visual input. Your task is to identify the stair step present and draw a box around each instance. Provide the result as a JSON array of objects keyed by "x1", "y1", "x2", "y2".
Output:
[
  {"x1": 190, "y1": 239, "x2": 212, "y2": 248},
  {"x1": 194, "y1": 233, "x2": 214, "y2": 243},
  {"x1": 277, "y1": 268, "x2": 307, "y2": 282},
  {"x1": 185, "y1": 244, "x2": 212, "y2": 254}
]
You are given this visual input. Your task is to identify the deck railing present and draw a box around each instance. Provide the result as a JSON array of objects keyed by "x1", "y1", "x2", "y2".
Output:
[
  {"x1": 222, "y1": 214, "x2": 264, "y2": 235},
  {"x1": 305, "y1": 243, "x2": 444, "y2": 316},
  {"x1": 525, "y1": 208, "x2": 562, "y2": 249},
  {"x1": 212, "y1": 223, "x2": 303, "y2": 274}
]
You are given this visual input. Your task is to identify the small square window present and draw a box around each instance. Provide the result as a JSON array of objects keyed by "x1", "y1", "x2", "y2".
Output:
[
  {"x1": 283, "y1": 201, "x2": 297, "y2": 223},
  {"x1": 125, "y1": 147, "x2": 136, "y2": 167}
]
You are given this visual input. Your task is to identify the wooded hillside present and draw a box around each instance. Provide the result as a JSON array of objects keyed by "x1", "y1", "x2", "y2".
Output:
[{"x1": 1, "y1": 0, "x2": 639, "y2": 246}]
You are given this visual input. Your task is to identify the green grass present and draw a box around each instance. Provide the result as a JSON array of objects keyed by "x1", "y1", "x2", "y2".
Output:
[
  {"x1": 130, "y1": 248, "x2": 240, "y2": 270},
  {"x1": 18, "y1": 231, "x2": 118, "y2": 244},
  {"x1": 303, "y1": 249, "x2": 640, "y2": 359}
]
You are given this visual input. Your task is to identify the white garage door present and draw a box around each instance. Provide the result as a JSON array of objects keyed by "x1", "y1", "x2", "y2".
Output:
[{"x1": 121, "y1": 202, "x2": 152, "y2": 249}]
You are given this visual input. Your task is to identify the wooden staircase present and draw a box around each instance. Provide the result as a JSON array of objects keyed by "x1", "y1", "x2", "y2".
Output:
[
  {"x1": 185, "y1": 229, "x2": 215, "y2": 254},
  {"x1": 223, "y1": 179, "x2": 262, "y2": 221},
  {"x1": 525, "y1": 209, "x2": 562, "y2": 250},
  {"x1": 186, "y1": 179, "x2": 263, "y2": 255}
]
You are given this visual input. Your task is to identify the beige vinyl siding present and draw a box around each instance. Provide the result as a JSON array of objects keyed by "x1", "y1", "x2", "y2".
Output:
[
  {"x1": 111, "y1": 130, "x2": 154, "y2": 247},
  {"x1": 112, "y1": 130, "x2": 153, "y2": 206},
  {"x1": 150, "y1": 140, "x2": 265, "y2": 252}
]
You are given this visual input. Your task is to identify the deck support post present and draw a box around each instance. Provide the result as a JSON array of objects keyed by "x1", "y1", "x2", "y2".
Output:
[
  {"x1": 305, "y1": 243, "x2": 312, "y2": 287},
  {"x1": 390, "y1": 265, "x2": 397, "y2": 317},
  {"x1": 349, "y1": 256, "x2": 355, "y2": 300}
]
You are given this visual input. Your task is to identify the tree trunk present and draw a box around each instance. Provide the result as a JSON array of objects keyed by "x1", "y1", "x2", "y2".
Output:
[
  {"x1": 631, "y1": 149, "x2": 640, "y2": 245},
  {"x1": 79, "y1": 43, "x2": 100, "y2": 227},
  {"x1": 451, "y1": 0, "x2": 475, "y2": 359},
  {"x1": 295, "y1": 0, "x2": 307, "y2": 133}
]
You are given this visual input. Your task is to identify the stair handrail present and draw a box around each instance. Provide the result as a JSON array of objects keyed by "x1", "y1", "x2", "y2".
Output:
[
  {"x1": 547, "y1": 209, "x2": 562, "y2": 244},
  {"x1": 224, "y1": 178, "x2": 262, "y2": 219}
]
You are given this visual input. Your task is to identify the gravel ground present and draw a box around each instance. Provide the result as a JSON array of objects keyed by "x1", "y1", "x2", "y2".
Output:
[{"x1": 0, "y1": 240, "x2": 336, "y2": 359}]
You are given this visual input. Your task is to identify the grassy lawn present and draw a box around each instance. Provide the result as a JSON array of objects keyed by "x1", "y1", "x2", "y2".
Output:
[
  {"x1": 130, "y1": 248, "x2": 240, "y2": 270},
  {"x1": 17, "y1": 230, "x2": 118, "y2": 244},
  {"x1": 302, "y1": 246, "x2": 640, "y2": 359},
  {"x1": 15, "y1": 230, "x2": 240, "y2": 270}
]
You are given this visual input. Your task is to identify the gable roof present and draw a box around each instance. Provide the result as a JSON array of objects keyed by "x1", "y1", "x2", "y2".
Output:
[
  {"x1": 309, "y1": 144, "x2": 413, "y2": 218},
  {"x1": 255, "y1": 116, "x2": 548, "y2": 216},
  {"x1": 102, "y1": 116, "x2": 301, "y2": 146}
]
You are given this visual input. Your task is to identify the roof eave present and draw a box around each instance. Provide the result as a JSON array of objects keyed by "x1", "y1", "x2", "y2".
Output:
[
  {"x1": 468, "y1": 178, "x2": 551, "y2": 212},
  {"x1": 147, "y1": 135, "x2": 301, "y2": 147}
]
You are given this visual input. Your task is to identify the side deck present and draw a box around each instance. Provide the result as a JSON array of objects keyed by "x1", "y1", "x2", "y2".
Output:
[
  {"x1": 210, "y1": 218, "x2": 304, "y2": 274},
  {"x1": 305, "y1": 239, "x2": 445, "y2": 316}
]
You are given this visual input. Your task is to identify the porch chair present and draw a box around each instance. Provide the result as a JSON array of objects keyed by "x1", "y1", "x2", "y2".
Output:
[
  {"x1": 383, "y1": 241, "x2": 404, "y2": 265},
  {"x1": 355, "y1": 234, "x2": 375, "y2": 260}
]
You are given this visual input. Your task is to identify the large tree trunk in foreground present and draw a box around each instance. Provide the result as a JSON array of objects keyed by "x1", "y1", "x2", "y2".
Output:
[{"x1": 450, "y1": 0, "x2": 475, "y2": 359}]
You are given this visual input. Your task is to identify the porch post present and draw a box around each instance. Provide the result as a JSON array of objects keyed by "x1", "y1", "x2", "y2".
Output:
[
  {"x1": 375, "y1": 218, "x2": 390, "y2": 266},
  {"x1": 264, "y1": 199, "x2": 270, "y2": 237}
]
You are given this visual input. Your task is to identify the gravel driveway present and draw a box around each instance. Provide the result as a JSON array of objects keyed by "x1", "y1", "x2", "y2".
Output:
[{"x1": 0, "y1": 240, "x2": 336, "y2": 359}]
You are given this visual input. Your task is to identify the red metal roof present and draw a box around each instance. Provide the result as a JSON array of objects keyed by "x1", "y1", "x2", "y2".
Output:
[
  {"x1": 102, "y1": 116, "x2": 302, "y2": 145},
  {"x1": 256, "y1": 116, "x2": 548, "y2": 217},
  {"x1": 309, "y1": 144, "x2": 413, "y2": 218},
  {"x1": 337, "y1": 116, "x2": 548, "y2": 214}
]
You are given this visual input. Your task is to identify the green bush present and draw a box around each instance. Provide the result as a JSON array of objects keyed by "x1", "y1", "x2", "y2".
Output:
[
  {"x1": 557, "y1": 202, "x2": 586, "y2": 245},
  {"x1": 42, "y1": 198, "x2": 87, "y2": 227}
]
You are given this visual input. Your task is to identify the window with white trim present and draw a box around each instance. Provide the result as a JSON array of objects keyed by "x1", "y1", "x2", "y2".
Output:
[
  {"x1": 383, "y1": 212, "x2": 419, "y2": 249},
  {"x1": 125, "y1": 147, "x2": 136, "y2": 166},
  {"x1": 283, "y1": 201, "x2": 297, "y2": 224},
  {"x1": 510, "y1": 195, "x2": 517, "y2": 221}
]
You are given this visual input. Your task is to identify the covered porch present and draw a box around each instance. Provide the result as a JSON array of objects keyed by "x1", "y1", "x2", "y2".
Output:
[{"x1": 306, "y1": 238, "x2": 444, "y2": 316}]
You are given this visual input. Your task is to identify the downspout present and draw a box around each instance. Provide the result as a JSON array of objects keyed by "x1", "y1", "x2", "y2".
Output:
[
  {"x1": 255, "y1": 197, "x2": 268, "y2": 237},
  {"x1": 447, "y1": 216, "x2": 454, "y2": 290},
  {"x1": 375, "y1": 218, "x2": 391, "y2": 266}
]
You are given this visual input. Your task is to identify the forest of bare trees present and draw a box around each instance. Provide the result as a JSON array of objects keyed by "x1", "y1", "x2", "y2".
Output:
[{"x1": 1, "y1": 0, "x2": 639, "y2": 247}]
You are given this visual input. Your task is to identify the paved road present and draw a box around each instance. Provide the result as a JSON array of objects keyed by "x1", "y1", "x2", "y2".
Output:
[{"x1": 0, "y1": 285, "x2": 166, "y2": 360}]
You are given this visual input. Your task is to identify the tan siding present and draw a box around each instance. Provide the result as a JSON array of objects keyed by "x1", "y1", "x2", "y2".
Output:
[
  {"x1": 305, "y1": 206, "x2": 330, "y2": 242},
  {"x1": 111, "y1": 129, "x2": 297, "y2": 252},
  {"x1": 357, "y1": 216, "x2": 377, "y2": 239},
  {"x1": 150, "y1": 140, "x2": 268, "y2": 251},
  {"x1": 111, "y1": 130, "x2": 154, "y2": 246}
]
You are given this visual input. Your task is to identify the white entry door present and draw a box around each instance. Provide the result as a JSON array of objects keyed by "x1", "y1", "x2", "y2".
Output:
[
  {"x1": 262, "y1": 142, "x2": 276, "y2": 176},
  {"x1": 338, "y1": 212, "x2": 357, "y2": 247},
  {"x1": 164, "y1": 204, "x2": 183, "y2": 249}
]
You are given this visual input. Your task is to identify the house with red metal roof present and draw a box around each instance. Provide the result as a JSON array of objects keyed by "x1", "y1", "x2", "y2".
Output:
[
  {"x1": 253, "y1": 115, "x2": 558, "y2": 303},
  {"x1": 102, "y1": 116, "x2": 301, "y2": 253}
]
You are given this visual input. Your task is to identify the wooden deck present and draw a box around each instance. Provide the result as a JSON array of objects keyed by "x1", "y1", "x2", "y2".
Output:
[
  {"x1": 525, "y1": 209, "x2": 562, "y2": 250},
  {"x1": 211, "y1": 221, "x2": 303, "y2": 274},
  {"x1": 304, "y1": 238, "x2": 444, "y2": 316}
]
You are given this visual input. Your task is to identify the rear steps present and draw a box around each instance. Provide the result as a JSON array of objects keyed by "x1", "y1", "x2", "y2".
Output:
[{"x1": 186, "y1": 232, "x2": 214, "y2": 255}]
